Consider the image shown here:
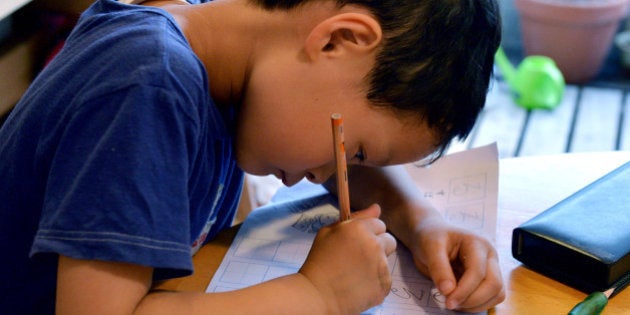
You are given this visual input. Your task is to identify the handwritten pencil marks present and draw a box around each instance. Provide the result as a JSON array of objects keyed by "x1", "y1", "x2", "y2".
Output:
[{"x1": 292, "y1": 212, "x2": 338, "y2": 233}]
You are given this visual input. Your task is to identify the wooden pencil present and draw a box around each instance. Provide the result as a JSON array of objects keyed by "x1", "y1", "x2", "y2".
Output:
[{"x1": 331, "y1": 113, "x2": 351, "y2": 221}]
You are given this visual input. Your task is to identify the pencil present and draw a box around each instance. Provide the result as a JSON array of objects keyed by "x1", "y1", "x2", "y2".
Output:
[
  {"x1": 331, "y1": 113, "x2": 351, "y2": 221},
  {"x1": 568, "y1": 272, "x2": 630, "y2": 315}
]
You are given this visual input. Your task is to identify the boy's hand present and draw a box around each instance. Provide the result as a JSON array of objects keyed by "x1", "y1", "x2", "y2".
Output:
[
  {"x1": 409, "y1": 218, "x2": 505, "y2": 313},
  {"x1": 299, "y1": 204, "x2": 396, "y2": 314}
]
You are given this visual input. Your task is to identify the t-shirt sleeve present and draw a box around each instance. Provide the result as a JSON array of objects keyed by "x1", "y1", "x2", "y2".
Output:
[{"x1": 30, "y1": 84, "x2": 200, "y2": 277}]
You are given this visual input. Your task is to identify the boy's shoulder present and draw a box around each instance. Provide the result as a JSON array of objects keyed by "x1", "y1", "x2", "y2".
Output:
[
  {"x1": 78, "y1": 0, "x2": 179, "y2": 36},
  {"x1": 60, "y1": 0, "x2": 203, "y2": 87}
]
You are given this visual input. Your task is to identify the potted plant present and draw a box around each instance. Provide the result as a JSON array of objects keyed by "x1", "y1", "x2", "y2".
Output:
[{"x1": 515, "y1": 0, "x2": 630, "y2": 83}]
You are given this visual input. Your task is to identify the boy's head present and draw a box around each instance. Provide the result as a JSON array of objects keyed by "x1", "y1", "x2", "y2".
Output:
[{"x1": 250, "y1": 0, "x2": 501, "y2": 160}]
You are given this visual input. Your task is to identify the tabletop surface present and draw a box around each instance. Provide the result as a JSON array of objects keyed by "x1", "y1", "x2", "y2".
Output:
[{"x1": 156, "y1": 151, "x2": 630, "y2": 314}]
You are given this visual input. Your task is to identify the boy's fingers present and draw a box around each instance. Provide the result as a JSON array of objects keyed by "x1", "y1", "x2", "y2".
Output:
[
  {"x1": 446, "y1": 248, "x2": 503, "y2": 311},
  {"x1": 423, "y1": 244, "x2": 458, "y2": 296},
  {"x1": 349, "y1": 203, "x2": 381, "y2": 220},
  {"x1": 379, "y1": 232, "x2": 397, "y2": 256},
  {"x1": 454, "y1": 257, "x2": 504, "y2": 312},
  {"x1": 346, "y1": 204, "x2": 394, "y2": 255},
  {"x1": 443, "y1": 253, "x2": 485, "y2": 309}
]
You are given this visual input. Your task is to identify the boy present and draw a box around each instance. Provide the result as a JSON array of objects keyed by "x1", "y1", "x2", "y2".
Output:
[{"x1": 0, "y1": 0, "x2": 504, "y2": 313}]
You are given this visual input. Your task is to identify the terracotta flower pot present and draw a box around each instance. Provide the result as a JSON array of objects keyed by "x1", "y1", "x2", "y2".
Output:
[{"x1": 515, "y1": 0, "x2": 630, "y2": 83}]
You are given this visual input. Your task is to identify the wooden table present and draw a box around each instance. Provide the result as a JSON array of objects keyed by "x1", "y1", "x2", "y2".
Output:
[
  {"x1": 455, "y1": 80, "x2": 630, "y2": 159},
  {"x1": 157, "y1": 151, "x2": 630, "y2": 314}
]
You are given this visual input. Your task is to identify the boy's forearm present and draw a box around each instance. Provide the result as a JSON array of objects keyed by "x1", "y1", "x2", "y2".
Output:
[
  {"x1": 58, "y1": 256, "x2": 331, "y2": 315},
  {"x1": 330, "y1": 165, "x2": 444, "y2": 247},
  {"x1": 138, "y1": 273, "x2": 330, "y2": 314}
]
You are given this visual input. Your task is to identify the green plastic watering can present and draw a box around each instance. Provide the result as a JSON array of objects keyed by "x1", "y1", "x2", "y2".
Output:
[{"x1": 494, "y1": 47, "x2": 565, "y2": 110}]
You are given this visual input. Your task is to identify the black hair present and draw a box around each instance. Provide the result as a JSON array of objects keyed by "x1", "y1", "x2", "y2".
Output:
[{"x1": 251, "y1": 0, "x2": 501, "y2": 159}]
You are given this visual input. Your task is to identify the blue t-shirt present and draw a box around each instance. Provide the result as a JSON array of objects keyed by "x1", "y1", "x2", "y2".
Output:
[{"x1": 0, "y1": 0, "x2": 243, "y2": 313}]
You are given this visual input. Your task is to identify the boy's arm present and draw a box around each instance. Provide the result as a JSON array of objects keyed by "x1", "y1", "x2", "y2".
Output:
[
  {"x1": 326, "y1": 164, "x2": 439, "y2": 246},
  {"x1": 56, "y1": 205, "x2": 395, "y2": 315},
  {"x1": 327, "y1": 165, "x2": 505, "y2": 312},
  {"x1": 57, "y1": 256, "x2": 328, "y2": 314}
]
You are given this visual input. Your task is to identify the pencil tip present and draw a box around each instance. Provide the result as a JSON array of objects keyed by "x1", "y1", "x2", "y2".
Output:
[{"x1": 603, "y1": 287, "x2": 615, "y2": 298}]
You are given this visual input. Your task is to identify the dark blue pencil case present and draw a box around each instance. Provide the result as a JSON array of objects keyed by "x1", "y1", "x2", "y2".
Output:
[{"x1": 512, "y1": 161, "x2": 630, "y2": 293}]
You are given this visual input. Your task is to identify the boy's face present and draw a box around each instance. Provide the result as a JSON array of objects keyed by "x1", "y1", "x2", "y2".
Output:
[
  {"x1": 234, "y1": 38, "x2": 439, "y2": 186},
  {"x1": 235, "y1": 101, "x2": 438, "y2": 186},
  {"x1": 234, "y1": 69, "x2": 438, "y2": 186}
]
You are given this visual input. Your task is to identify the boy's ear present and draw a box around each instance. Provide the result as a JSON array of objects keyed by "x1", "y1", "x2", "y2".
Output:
[{"x1": 304, "y1": 13, "x2": 382, "y2": 60}]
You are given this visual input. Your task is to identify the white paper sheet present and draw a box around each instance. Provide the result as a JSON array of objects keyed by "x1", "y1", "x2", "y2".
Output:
[
  {"x1": 404, "y1": 142, "x2": 499, "y2": 242},
  {"x1": 206, "y1": 143, "x2": 498, "y2": 314}
]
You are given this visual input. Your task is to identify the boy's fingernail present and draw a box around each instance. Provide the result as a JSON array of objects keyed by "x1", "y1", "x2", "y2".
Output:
[
  {"x1": 446, "y1": 299, "x2": 459, "y2": 310},
  {"x1": 438, "y1": 280, "x2": 455, "y2": 293}
]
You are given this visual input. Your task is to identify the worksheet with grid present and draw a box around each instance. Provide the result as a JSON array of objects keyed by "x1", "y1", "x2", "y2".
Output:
[{"x1": 207, "y1": 143, "x2": 498, "y2": 314}]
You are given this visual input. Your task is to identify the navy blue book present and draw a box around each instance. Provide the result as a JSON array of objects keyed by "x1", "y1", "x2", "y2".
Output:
[{"x1": 512, "y1": 161, "x2": 630, "y2": 293}]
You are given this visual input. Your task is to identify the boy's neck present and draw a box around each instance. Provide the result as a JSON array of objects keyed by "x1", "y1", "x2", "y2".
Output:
[{"x1": 151, "y1": 0, "x2": 340, "y2": 108}]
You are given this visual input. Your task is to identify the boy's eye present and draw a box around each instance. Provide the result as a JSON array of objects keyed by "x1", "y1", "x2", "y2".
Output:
[{"x1": 353, "y1": 147, "x2": 366, "y2": 162}]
